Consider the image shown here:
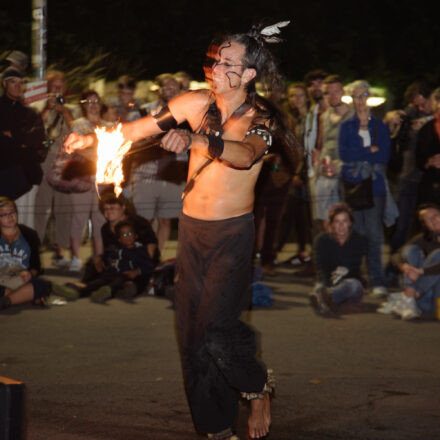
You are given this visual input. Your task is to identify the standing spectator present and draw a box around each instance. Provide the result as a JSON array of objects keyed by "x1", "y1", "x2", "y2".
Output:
[
  {"x1": 284, "y1": 82, "x2": 310, "y2": 140},
  {"x1": 339, "y1": 80, "x2": 397, "y2": 298},
  {"x1": 303, "y1": 69, "x2": 328, "y2": 176},
  {"x1": 300, "y1": 69, "x2": 328, "y2": 275},
  {"x1": 415, "y1": 87, "x2": 440, "y2": 206},
  {"x1": 314, "y1": 75, "x2": 354, "y2": 230},
  {"x1": 107, "y1": 75, "x2": 145, "y2": 122},
  {"x1": 131, "y1": 73, "x2": 187, "y2": 253},
  {"x1": 0, "y1": 67, "x2": 46, "y2": 227},
  {"x1": 277, "y1": 82, "x2": 312, "y2": 266},
  {"x1": 34, "y1": 70, "x2": 74, "y2": 266},
  {"x1": 253, "y1": 84, "x2": 299, "y2": 276},
  {"x1": 309, "y1": 202, "x2": 368, "y2": 316},
  {"x1": 5, "y1": 51, "x2": 29, "y2": 76},
  {"x1": 386, "y1": 81, "x2": 433, "y2": 255},
  {"x1": 68, "y1": 89, "x2": 107, "y2": 271},
  {"x1": 174, "y1": 71, "x2": 192, "y2": 93},
  {"x1": 0, "y1": 197, "x2": 51, "y2": 310}
]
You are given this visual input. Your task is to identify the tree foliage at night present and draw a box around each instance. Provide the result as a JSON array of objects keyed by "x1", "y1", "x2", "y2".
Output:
[{"x1": 1, "y1": 0, "x2": 439, "y2": 107}]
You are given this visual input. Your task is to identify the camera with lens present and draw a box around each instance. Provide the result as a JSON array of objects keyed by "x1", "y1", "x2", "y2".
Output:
[{"x1": 55, "y1": 93, "x2": 65, "y2": 105}]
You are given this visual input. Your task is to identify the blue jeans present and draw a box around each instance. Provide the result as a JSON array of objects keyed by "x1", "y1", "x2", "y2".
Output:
[
  {"x1": 403, "y1": 245, "x2": 440, "y2": 314},
  {"x1": 330, "y1": 278, "x2": 364, "y2": 306},
  {"x1": 352, "y1": 196, "x2": 386, "y2": 287}
]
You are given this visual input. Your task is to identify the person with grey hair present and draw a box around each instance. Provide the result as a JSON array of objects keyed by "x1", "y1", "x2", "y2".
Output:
[{"x1": 339, "y1": 80, "x2": 397, "y2": 298}]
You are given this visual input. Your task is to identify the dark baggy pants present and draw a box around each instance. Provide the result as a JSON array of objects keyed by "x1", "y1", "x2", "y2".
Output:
[{"x1": 175, "y1": 213, "x2": 267, "y2": 434}]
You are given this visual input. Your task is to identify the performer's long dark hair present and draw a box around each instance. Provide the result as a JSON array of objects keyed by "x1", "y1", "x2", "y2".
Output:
[{"x1": 214, "y1": 24, "x2": 301, "y2": 161}]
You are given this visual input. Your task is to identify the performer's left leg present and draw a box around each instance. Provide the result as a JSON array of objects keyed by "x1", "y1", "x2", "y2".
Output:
[{"x1": 175, "y1": 213, "x2": 271, "y2": 436}]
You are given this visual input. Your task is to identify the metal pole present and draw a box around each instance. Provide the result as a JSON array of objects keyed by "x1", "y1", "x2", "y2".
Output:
[{"x1": 31, "y1": 0, "x2": 47, "y2": 80}]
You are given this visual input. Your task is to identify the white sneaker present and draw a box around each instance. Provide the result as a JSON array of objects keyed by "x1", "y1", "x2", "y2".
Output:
[
  {"x1": 371, "y1": 286, "x2": 388, "y2": 298},
  {"x1": 68, "y1": 256, "x2": 82, "y2": 272},
  {"x1": 377, "y1": 301, "x2": 397, "y2": 314},
  {"x1": 52, "y1": 256, "x2": 71, "y2": 268},
  {"x1": 394, "y1": 296, "x2": 421, "y2": 320},
  {"x1": 400, "y1": 297, "x2": 422, "y2": 320},
  {"x1": 377, "y1": 292, "x2": 406, "y2": 314},
  {"x1": 388, "y1": 292, "x2": 405, "y2": 302}
]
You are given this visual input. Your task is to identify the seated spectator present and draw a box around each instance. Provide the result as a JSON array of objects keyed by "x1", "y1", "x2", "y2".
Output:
[
  {"x1": 76, "y1": 192, "x2": 158, "y2": 286},
  {"x1": 309, "y1": 202, "x2": 368, "y2": 316},
  {"x1": 382, "y1": 203, "x2": 440, "y2": 320},
  {"x1": 0, "y1": 197, "x2": 51, "y2": 310},
  {"x1": 54, "y1": 220, "x2": 155, "y2": 302}
]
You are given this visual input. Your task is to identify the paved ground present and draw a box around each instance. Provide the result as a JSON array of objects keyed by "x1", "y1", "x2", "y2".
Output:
[{"x1": 1, "y1": 242, "x2": 439, "y2": 440}]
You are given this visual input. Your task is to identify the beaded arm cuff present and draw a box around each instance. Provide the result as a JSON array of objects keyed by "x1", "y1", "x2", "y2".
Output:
[
  {"x1": 240, "y1": 368, "x2": 275, "y2": 400},
  {"x1": 245, "y1": 126, "x2": 273, "y2": 155}
]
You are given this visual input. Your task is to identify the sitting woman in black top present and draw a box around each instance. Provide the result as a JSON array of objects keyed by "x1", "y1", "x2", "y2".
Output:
[
  {"x1": 0, "y1": 197, "x2": 51, "y2": 310},
  {"x1": 309, "y1": 202, "x2": 368, "y2": 316}
]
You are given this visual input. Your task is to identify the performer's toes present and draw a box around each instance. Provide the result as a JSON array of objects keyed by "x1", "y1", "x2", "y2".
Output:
[{"x1": 248, "y1": 396, "x2": 271, "y2": 439}]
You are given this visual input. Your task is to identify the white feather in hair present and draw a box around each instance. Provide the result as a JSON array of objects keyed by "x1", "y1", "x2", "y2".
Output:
[{"x1": 260, "y1": 20, "x2": 290, "y2": 37}]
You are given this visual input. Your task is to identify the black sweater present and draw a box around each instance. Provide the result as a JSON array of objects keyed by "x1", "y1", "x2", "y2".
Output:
[{"x1": 313, "y1": 231, "x2": 368, "y2": 286}]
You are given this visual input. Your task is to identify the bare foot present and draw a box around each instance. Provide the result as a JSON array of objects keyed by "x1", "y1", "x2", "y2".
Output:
[{"x1": 247, "y1": 394, "x2": 271, "y2": 439}]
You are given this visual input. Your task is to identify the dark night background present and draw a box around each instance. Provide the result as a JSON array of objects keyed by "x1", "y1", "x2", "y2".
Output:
[{"x1": 1, "y1": 0, "x2": 439, "y2": 107}]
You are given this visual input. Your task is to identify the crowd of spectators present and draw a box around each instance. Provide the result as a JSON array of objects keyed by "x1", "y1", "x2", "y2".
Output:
[{"x1": 0, "y1": 50, "x2": 439, "y2": 321}]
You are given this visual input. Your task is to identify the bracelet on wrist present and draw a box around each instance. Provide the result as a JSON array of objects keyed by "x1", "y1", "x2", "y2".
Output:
[{"x1": 207, "y1": 133, "x2": 224, "y2": 159}]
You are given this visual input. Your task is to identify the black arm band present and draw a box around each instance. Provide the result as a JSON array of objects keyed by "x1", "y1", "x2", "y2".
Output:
[
  {"x1": 153, "y1": 105, "x2": 178, "y2": 132},
  {"x1": 207, "y1": 133, "x2": 224, "y2": 159}
]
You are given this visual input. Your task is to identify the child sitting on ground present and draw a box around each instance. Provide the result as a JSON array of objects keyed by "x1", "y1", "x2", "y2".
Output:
[{"x1": 54, "y1": 221, "x2": 155, "y2": 302}]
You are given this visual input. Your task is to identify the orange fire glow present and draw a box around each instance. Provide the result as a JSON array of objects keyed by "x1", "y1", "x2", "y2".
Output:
[{"x1": 95, "y1": 124, "x2": 132, "y2": 197}]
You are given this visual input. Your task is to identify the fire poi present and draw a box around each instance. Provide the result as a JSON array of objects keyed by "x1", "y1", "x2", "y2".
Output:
[{"x1": 95, "y1": 124, "x2": 132, "y2": 197}]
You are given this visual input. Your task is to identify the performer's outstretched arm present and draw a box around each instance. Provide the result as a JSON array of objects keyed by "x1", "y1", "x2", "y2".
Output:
[{"x1": 63, "y1": 91, "x2": 197, "y2": 153}]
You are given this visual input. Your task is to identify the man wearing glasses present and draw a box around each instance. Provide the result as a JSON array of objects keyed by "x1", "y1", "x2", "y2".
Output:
[{"x1": 65, "y1": 23, "x2": 296, "y2": 440}]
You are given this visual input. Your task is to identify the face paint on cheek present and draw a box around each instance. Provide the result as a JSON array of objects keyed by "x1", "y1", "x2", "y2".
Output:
[{"x1": 225, "y1": 71, "x2": 242, "y2": 89}]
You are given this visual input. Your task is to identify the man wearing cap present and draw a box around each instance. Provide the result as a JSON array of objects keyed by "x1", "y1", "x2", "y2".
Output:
[
  {"x1": 5, "y1": 50, "x2": 29, "y2": 75},
  {"x1": 0, "y1": 67, "x2": 45, "y2": 221}
]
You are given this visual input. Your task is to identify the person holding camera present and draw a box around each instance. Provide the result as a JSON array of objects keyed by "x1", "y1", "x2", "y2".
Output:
[
  {"x1": 385, "y1": 81, "x2": 434, "y2": 256},
  {"x1": 34, "y1": 70, "x2": 75, "y2": 267}
]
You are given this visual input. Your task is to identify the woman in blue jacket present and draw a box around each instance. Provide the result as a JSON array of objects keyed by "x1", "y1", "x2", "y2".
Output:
[{"x1": 339, "y1": 80, "x2": 392, "y2": 298}]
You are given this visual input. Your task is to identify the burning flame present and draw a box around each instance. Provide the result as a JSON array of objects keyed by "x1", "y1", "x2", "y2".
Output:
[{"x1": 95, "y1": 124, "x2": 132, "y2": 197}]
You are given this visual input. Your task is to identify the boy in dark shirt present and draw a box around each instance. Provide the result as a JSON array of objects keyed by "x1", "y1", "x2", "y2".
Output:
[{"x1": 310, "y1": 202, "x2": 368, "y2": 316}]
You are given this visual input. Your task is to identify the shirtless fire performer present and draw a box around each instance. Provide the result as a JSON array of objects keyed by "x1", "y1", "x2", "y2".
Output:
[{"x1": 66, "y1": 21, "x2": 296, "y2": 440}]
